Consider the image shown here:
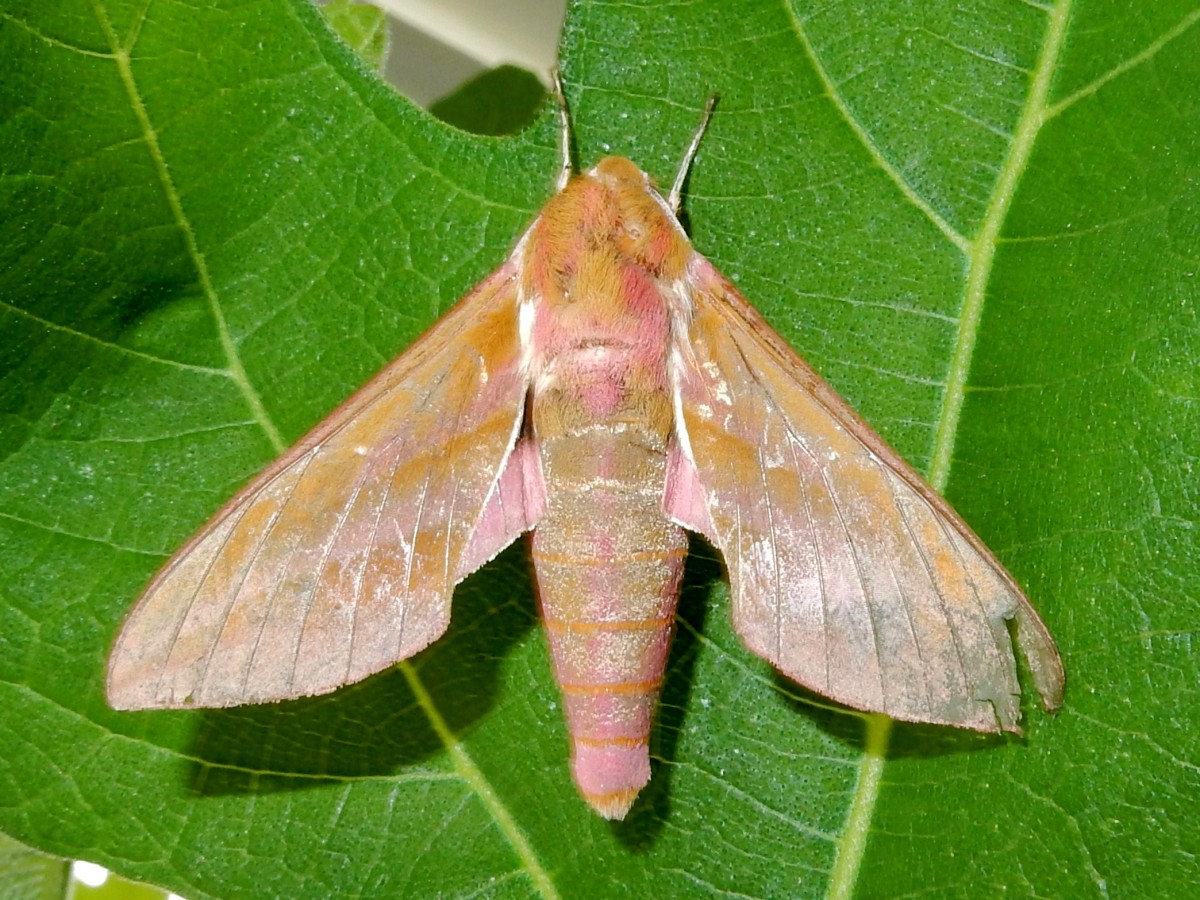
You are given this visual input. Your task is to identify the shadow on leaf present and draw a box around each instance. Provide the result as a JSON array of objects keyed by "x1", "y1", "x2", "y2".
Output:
[
  {"x1": 775, "y1": 674, "x2": 1010, "y2": 759},
  {"x1": 185, "y1": 544, "x2": 538, "y2": 796}
]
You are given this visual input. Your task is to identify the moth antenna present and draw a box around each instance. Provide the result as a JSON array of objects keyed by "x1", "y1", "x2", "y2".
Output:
[
  {"x1": 668, "y1": 94, "x2": 718, "y2": 213},
  {"x1": 550, "y1": 69, "x2": 575, "y2": 191}
]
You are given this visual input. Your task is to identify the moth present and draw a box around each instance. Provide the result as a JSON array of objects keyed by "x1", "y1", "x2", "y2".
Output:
[{"x1": 108, "y1": 77, "x2": 1064, "y2": 820}]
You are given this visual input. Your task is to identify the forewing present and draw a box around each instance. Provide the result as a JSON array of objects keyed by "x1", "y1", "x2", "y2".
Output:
[
  {"x1": 669, "y1": 257, "x2": 1063, "y2": 732},
  {"x1": 108, "y1": 262, "x2": 541, "y2": 710}
]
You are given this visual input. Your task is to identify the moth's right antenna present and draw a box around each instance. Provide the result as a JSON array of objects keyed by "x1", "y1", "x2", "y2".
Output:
[
  {"x1": 668, "y1": 94, "x2": 718, "y2": 213},
  {"x1": 550, "y1": 69, "x2": 575, "y2": 191}
]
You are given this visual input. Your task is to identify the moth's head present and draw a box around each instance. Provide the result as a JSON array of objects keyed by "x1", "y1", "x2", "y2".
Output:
[
  {"x1": 588, "y1": 155, "x2": 657, "y2": 194},
  {"x1": 545, "y1": 156, "x2": 689, "y2": 276}
]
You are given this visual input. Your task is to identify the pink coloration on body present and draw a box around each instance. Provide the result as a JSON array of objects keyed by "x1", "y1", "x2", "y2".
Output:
[
  {"x1": 521, "y1": 159, "x2": 693, "y2": 817},
  {"x1": 107, "y1": 91, "x2": 1063, "y2": 823}
]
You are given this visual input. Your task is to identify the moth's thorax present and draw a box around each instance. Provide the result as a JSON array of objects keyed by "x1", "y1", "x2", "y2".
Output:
[{"x1": 522, "y1": 158, "x2": 691, "y2": 431}]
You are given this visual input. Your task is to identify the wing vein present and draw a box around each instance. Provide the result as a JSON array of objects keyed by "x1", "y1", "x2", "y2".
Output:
[
  {"x1": 194, "y1": 454, "x2": 317, "y2": 701},
  {"x1": 817, "y1": 449, "x2": 888, "y2": 708},
  {"x1": 241, "y1": 527, "x2": 307, "y2": 697},
  {"x1": 755, "y1": 434, "x2": 782, "y2": 661},
  {"x1": 881, "y1": 545, "x2": 935, "y2": 718},
  {"x1": 748, "y1": 317, "x2": 890, "y2": 709},
  {"x1": 925, "y1": 494, "x2": 1014, "y2": 669},
  {"x1": 889, "y1": 481, "x2": 973, "y2": 698},
  {"x1": 790, "y1": 432, "x2": 829, "y2": 693},
  {"x1": 291, "y1": 446, "x2": 389, "y2": 691},
  {"x1": 345, "y1": 442, "x2": 404, "y2": 684}
]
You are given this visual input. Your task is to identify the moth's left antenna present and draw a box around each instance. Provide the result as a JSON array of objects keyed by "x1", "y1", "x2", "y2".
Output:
[{"x1": 551, "y1": 69, "x2": 575, "y2": 191}]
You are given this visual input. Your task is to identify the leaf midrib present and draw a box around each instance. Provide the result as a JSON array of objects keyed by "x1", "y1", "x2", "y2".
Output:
[{"x1": 785, "y1": 1, "x2": 1077, "y2": 897}]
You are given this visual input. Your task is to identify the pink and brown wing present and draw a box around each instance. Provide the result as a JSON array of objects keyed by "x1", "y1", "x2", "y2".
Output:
[
  {"x1": 108, "y1": 262, "x2": 543, "y2": 710},
  {"x1": 667, "y1": 256, "x2": 1063, "y2": 732}
]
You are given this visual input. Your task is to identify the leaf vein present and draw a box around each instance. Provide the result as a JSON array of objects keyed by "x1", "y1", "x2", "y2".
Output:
[
  {"x1": 397, "y1": 662, "x2": 560, "y2": 900},
  {"x1": 1047, "y1": 7, "x2": 1200, "y2": 120},
  {"x1": 89, "y1": 0, "x2": 286, "y2": 454},
  {"x1": 782, "y1": 3, "x2": 970, "y2": 252}
]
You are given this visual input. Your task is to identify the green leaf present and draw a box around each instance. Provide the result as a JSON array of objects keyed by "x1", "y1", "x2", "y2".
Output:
[
  {"x1": 0, "y1": 832, "x2": 69, "y2": 900},
  {"x1": 1, "y1": 1, "x2": 1196, "y2": 898},
  {"x1": 318, "y1": 0, "x2": 389, "y2": 72}
]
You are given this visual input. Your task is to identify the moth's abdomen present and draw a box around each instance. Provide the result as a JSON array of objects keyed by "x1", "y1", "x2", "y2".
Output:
[
  {"x1": 530, "y1": 417, "x2": 685, "y2": 820},
  {"x1": 523, "y1": 169, "x2": 690, "y2": 818}
]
